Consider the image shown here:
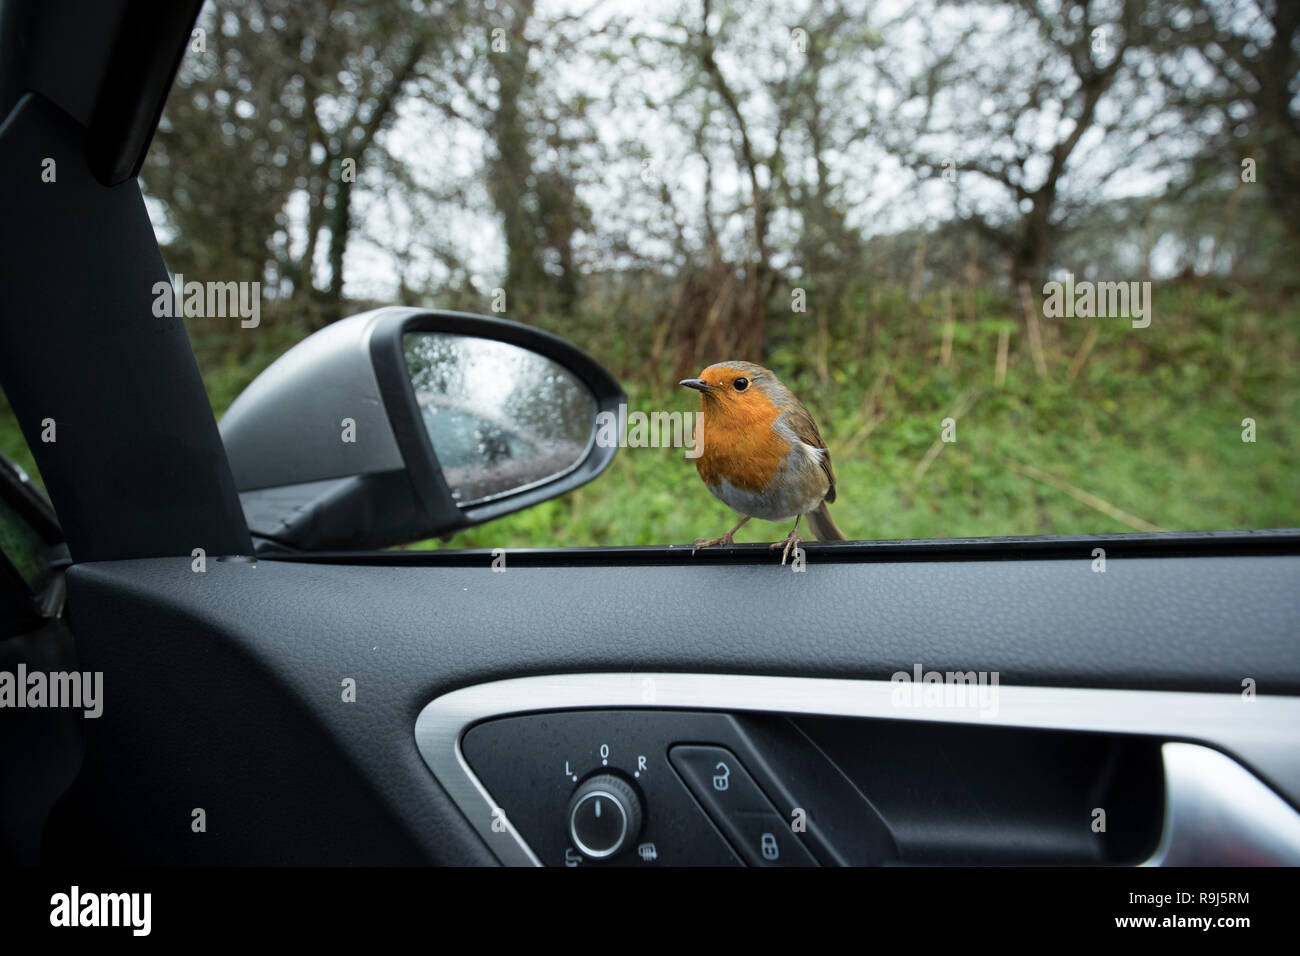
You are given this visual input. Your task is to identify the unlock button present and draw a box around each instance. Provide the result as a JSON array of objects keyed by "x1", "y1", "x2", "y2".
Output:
[{"x1": 669, "y1": 746, "x2": 772, "y2": 814}]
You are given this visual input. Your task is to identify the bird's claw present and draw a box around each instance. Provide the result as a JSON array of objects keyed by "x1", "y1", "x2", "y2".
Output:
[
  {"x1": 692, "y1": 531, "x2": 736, "y2": 554},
  {"x1": 770, "y1": 532, "x2": 803, "y2": 566}
]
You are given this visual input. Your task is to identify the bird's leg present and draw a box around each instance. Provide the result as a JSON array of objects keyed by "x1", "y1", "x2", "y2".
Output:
[
  {"x1": 693, "y1": 515, "x2": 752, "y2": 553},
  {"x1": 769, "y1": 515, "x2": 804, "y2": 566}
]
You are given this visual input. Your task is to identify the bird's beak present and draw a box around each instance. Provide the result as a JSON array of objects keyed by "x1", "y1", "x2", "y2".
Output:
[{"x1": 679, "y1": 378, "x2": 714, "y2": 392}]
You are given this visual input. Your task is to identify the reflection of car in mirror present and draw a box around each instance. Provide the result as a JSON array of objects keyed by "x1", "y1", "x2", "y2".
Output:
[
  {"x1": 404, "y1": 330, "x2": 598, "y2": 508},
  {"x1": 417, "y1": 397, "x2": 531, "y2": 467},
  {"x1": 414, "y1": 394, "x2": 590, "y2": 506}
]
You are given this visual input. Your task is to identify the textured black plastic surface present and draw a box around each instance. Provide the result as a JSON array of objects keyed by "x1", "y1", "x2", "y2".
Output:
[
  {"x1": 793, "y1": 716, "x2": 1165, "y2": 864},
  {"x1": 49, "y1": 548, "x2": 1300, "y2": 865},
  {"x1": 0, "y1": 94, "x2": 252, "y2": 561},
  {"x1": 0, "y1": 618, "x2": 82, "y2": 865}
]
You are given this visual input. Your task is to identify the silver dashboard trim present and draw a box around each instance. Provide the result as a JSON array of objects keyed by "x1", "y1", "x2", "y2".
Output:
[
  {"x1": 1145, "y1": 742, "x2": 1300, "y2": 866},
  {"x1": 412, "y1": 672, "x2": 1300, "y2": 867}
]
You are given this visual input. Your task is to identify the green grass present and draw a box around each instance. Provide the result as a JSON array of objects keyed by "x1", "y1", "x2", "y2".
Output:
[{"x1": 3, "y1": 281, "x2": 1298, "y2": 548}]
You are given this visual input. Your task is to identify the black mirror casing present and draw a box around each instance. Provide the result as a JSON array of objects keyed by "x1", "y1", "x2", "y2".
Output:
[{"x1": 219, "y1": 308, "x2": 624, "y2": 551}]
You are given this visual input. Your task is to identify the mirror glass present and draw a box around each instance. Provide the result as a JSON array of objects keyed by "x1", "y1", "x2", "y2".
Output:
[{"x1": 404, "y1": 332, "x2": 597, "y2": 506}]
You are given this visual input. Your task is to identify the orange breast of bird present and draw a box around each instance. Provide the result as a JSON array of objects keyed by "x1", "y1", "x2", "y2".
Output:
[{"x1": 694, "y1": 396, "x2": 790, "y2": 494}]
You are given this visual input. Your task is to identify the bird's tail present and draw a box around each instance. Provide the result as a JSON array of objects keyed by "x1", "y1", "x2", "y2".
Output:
[{"x1": 806, "y1": 502, "x2": 846, "y2": 541}]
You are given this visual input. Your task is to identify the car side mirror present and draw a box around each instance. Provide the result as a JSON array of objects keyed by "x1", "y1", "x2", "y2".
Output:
[{"x1": 218, "y1": 308, "x2": 625, "y2": 551}]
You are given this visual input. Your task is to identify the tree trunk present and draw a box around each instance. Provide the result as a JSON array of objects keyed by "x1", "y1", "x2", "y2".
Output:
[{"x1": 324, "y1": 174, "x2": 353, "y2": 322}]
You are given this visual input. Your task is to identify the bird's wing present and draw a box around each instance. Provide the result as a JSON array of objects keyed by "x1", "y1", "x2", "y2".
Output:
[{"x1": 782, "y1": 400, "x2": 836, "y2": 504}]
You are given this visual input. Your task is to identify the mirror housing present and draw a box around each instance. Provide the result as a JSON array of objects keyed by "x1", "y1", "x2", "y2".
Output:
[{"x1": 219, "y1": 308, "x2": 624, "y2": 551}]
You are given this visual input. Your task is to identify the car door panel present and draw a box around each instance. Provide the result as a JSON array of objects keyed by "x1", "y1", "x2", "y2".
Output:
[{"x1": 46, "y1": 541, "x2": 1300, "y2": 865}]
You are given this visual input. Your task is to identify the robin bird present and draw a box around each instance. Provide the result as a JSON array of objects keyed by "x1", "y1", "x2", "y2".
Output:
[{"x1": 681, "y1": 361, "x2": 846, "y2": 564}]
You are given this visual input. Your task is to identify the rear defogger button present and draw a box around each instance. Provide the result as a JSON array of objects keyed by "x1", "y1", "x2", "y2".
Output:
[{"x1": 669, "y1": 745, "x2": 817, "y2": 866}]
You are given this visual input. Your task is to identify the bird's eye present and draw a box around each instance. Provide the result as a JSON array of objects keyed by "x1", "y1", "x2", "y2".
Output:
[{"x1": 733, "y1": 377, "x2": 749, "y2": 391}]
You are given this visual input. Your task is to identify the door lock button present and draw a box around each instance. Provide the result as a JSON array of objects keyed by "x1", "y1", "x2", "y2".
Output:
[{"x1": 669, "y1": 745, "x2": 817, "y2": 866}]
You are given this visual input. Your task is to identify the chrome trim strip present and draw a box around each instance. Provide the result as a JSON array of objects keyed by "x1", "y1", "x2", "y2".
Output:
[
  {"x1": 1145, "y1": 742, "x2": 1300, "y2": 866},
  {"x1": 412, "y1": 673, "x2": 1300, "y2": 867}
]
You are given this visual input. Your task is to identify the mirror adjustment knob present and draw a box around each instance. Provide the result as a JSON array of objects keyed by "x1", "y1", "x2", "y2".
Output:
[{"x1": 567, "y1": 774, "x2": 642, "y2": 860}]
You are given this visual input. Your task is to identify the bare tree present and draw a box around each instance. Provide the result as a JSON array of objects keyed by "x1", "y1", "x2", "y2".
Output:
[
  {"x1": 1162, "y1": 0, "x2": 1300, "y2": 240},
  {"x1": 147, "y1": 0, "x2": 445, "y2": 326},
  {"x1": 872, "y1": 0, "x2": 1171, "y2": 290}
]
